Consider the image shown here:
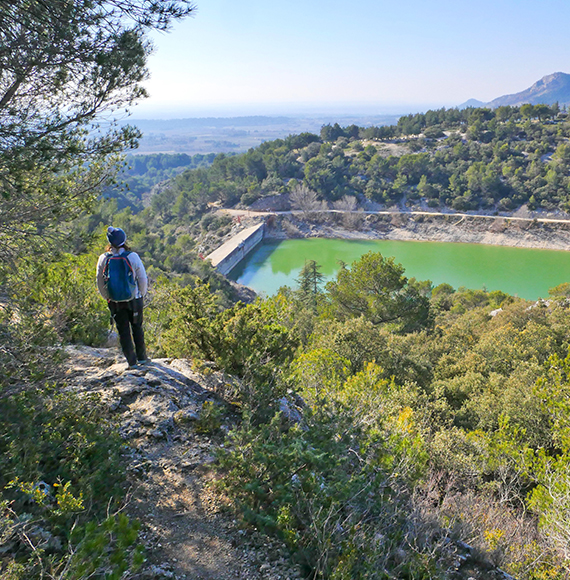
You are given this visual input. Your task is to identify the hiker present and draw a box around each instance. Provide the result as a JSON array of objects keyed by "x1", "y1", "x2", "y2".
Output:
[{"x1": 96, "y1": 226, "x2": 149, "y2": 368}]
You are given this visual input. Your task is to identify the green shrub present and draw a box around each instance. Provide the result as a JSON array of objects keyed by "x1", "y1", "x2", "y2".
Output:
[
  {"x1": 0, "y1": 381, "x2": 139, "y2": 578},
  {"x1": 217, "y1": 362, "x2": 440, "y2": 579},
  {"x1": 195, "y1": 400, "x2": 224, "y2": 434},
  {"x1": 0, "y1": 387, "x2": 124, "y2": 509},
  {"x1": 7, "y1": 250, "x2": 109, "y2": 347},
  {"x1": 149, "y1": 282, "x2": 298, "y2": 417},
  {"x1": 65, "y1": 513, "x2": 144, "y2": 580}
]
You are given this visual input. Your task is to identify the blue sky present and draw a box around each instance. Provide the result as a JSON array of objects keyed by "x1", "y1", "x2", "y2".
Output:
[{"x1": 133, "y1": 0, "x2": 570, "y2": 118}]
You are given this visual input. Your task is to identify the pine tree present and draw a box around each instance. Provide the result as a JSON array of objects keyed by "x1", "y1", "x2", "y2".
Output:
[{"x1": 296, "y1": 260, "x2": 325, "y2": 311}]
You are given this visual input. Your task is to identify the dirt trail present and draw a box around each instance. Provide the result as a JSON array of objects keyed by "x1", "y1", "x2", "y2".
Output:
[
  {"x1": 216, "y1": 208, "x2": 570, "y2": 251},
  {"x1": 63, "y1": 346, "x2": 302, "y2": 580},
  {"x1": 219, "y1": 207, "x2": 570, "y2": 225}
]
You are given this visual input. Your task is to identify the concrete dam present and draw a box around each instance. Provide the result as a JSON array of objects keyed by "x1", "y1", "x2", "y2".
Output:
[{"x1": 206, "y1": 222, "x2": 265, "y2": 276}]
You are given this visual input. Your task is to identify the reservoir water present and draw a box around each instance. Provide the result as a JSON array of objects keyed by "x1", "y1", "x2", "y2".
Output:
[{"x1": 229, "y1": 239, "x2": 570, "y2": 300}]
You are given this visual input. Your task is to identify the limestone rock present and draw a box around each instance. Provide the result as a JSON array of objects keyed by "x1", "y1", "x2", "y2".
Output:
[{"x1": 173, "y1": 408, "x2": 200, "y2": 425}]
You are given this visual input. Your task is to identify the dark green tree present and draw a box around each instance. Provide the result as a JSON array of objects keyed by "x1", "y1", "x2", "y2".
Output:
[
  {"x1": 296, "y1": 259, "x2": 325, "y2": 310},
  {"x1": 326, "y1": 252, "x2": 432, "y2": 332},
  {"x1": 533, "y1": 104, "x2": 552, "y2": 121},
  {"x1": 320, "y1": 122, "x2": 344, "y2": 142},
  {"x1": 520, "y1": 104, "x2": 535, "y2": 119}
]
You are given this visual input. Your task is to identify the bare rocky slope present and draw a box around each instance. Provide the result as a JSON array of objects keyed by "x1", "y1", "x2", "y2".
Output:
[{"x1": 257, "y1": 211, "x2": 570, "y2": 250}]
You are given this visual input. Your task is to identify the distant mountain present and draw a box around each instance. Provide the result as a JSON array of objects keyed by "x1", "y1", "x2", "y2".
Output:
[
  {"x1": 458, "y1": 98, "x2": 485, "y2": 109},
  {"x1": 460, "y1": 72, "x2": 570, "y2": 109}
]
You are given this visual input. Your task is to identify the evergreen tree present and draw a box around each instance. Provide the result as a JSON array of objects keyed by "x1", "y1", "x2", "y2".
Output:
[
  {"x1": 296, "y1": 259, "x2": 325, "y2": 311},
  {"x1": 326, "y1": 251, "x2": 432, "y2": 332}
]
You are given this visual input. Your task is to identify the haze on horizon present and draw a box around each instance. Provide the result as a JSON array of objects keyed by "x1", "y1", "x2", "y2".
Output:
[{"x1": 135, "y1": 0, "x2": 570, "y2": 120}]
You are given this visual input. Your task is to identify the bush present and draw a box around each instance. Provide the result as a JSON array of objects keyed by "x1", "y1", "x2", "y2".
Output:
[
  {"x1": 7, "y1": 250, "x2": 109, "y2": 346},
  {"x1": 148, "y1": 282, "x2": 299, "y2": 418},
  {"x1": 0, "y1": 380, "x2": 140, "y2": 578},
  {"x1": 217, "y1": 363, "x2": 447, "y2": 579}
]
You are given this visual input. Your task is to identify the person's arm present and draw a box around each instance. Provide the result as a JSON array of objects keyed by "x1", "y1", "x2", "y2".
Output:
[
  {"x1": 96, "y1": 254, "x2": 110, "y2": 300},
  {"x1": 129, "y1": 252, "x2": 148, "y2": 296}
]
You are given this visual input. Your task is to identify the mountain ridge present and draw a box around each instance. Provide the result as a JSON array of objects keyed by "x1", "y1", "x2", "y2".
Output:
[{"x1": 460, "y1": 72, "x2": 570, "y2": 108}]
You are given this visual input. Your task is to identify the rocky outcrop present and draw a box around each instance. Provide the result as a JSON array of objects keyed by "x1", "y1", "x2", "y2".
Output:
[{"x1": 63, "y1": 345, "x2": 303, "y2": 580}]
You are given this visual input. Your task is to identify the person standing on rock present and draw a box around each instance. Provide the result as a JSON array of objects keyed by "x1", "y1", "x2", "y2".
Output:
[{"x1": 96, "y1": 226, "x2": 149, "y2": 368}]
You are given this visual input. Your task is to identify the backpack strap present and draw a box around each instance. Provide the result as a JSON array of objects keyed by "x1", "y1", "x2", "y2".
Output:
[
  {"x1": 102, "y1": 252, "x2": 112, "y2": 282},
  {"x1": 102, "y1": 251, "x2": 136, "y2": 285},
  {"x1": 104, "y1": 251, "x2": 132, "y2": 270}
]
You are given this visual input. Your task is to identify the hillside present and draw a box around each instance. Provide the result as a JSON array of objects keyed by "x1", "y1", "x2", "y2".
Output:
[
  {"x1": 126, "y1": 104, "x2": 570, "y2": 227},
  {"x1": 5, "y1": 242, "x2": 570, "y2": 578}
]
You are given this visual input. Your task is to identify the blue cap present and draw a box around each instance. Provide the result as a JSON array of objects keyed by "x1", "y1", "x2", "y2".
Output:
[{"x1": 107, "y1": 226, "x2": 126, "y2": 247}]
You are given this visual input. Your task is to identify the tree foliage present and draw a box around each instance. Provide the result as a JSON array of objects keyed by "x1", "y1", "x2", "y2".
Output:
[
  {"x1": 0, "y1": 0, "x2": 194, "y2": 263},
  {"x1": 149, "y1": 282, "x2": 299, "y2": 416},
  {"x1": 295, "y1": 259, "x2": 325, "y2": 311},
  {"x1": 326, "y1": 251, "x2": 432, "y2": 332}
]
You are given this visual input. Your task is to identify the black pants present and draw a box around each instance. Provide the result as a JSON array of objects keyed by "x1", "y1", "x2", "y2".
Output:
[{"x1": 109, "y1": 298, "x2": 147, "y2": 366}]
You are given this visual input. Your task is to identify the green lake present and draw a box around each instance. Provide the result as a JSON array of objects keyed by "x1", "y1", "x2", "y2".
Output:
[{"x1": 229, "y1": 238, "x2": 570, "y2": 300}]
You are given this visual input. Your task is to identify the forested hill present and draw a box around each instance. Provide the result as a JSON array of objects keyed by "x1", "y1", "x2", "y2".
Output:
[
  {"x1": 106, "y1": 152, "x2": 216, "y2": 211},
  {"x1": 142, "y1": 103, "x2": 570, "y2": 217}
]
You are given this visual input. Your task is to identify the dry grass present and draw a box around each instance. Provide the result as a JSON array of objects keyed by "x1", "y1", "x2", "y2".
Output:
[{"x1": 415, "y1": 474, "x2": 564, "y2": 578}]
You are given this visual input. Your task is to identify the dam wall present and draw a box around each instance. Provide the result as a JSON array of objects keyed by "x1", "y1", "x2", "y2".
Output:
[{"x1": 206, "y1": 222, "x2": 265, "y2": 276}]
